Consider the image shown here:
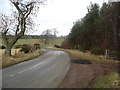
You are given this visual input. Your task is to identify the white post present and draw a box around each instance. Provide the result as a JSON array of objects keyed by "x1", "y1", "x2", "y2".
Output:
[{"x1": 105, "y1": 49, "x2": 108, "y2": 59}]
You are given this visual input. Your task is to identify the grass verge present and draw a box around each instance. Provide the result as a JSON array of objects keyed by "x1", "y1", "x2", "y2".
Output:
[
  {"x1": 64, "y1": 49, "x2": 119, "y2": 63},
  {"x1": 94, "y1": 72, "x2": 120, "y2": 88},
  {"x1": 1, "y1": 49, "x2": 44, "y2": 68}
]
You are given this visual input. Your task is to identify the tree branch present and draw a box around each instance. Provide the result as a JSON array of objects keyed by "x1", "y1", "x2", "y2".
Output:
[
  {"x1": 25, "y1": 5, "x2": 34, "y2": 19},
  {"x1": 11, "y1": 2, "x2": 23, "y2": 14}
]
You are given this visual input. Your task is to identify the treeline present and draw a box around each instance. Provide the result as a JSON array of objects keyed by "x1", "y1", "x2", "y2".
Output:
[
  {"x1": 63, "y1": 2, "x2": 120, "y2": 57},
  {"x1": 1, "y1": 35, "x2": 66, "y2": 39}
]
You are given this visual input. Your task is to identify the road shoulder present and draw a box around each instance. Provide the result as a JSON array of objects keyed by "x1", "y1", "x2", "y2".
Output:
[{"x1": 58, "y1": 50, "x2": 119, "y2": 88}]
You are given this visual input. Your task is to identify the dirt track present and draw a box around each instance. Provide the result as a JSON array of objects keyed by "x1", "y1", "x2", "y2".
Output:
[{"x1": 58, "y1": 58, "x2": 119, "y2": 88}]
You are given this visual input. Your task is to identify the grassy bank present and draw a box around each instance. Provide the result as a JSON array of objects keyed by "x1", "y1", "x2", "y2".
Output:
[
  {"x1": 64, "y1": 49, "x2": 119, "y2": 63},
  {"x1": 1, "y1": 50, "x2": 43, "y2": 68},
  {"x1": 0, "y1": 49, "x2": 20, "y2": 55},
  {"x1": 57, "y1": 48, "x2": 119, "y2": 88},
  {"x1": 64, "y1": 49, "x2": 119, "y2": 88},
  {"x1": 94, "y1": 72, "x2": 120, "y2": 88}
]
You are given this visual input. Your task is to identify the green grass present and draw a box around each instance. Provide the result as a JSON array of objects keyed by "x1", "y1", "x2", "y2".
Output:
[
  {"x1": 94, "y1": 72, "x2": 120, "y2": 88},
  {"x1": 53, "y1": 38, "x2": 64, "y2": 45},
  {"x1": 15, "y1": 39, "x2": 40, "y2": 45},
  {"x1": 0, "y1": 38, "x2": 40, "y2": 45},
  {"x1": 0, "y1": 39, "x2": 2, "y2": 45},
  {"x1": 0, "y1": 38, "x2": 64, "y2": 46}
]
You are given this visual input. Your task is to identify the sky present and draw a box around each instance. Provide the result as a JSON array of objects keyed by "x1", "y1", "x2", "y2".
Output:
[{"x1": 0, "y1": 0, "x2": 108, "y2": 36}]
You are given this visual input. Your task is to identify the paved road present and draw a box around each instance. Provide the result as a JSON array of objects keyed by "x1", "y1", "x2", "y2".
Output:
[{"x1": 2, "y1": 50, "x2": 70, "y2": 88}]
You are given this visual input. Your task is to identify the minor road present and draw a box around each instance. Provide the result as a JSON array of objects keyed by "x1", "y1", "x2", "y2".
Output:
[{"x1": 2, "y1": 50, "x2": 70, "y2": 88}]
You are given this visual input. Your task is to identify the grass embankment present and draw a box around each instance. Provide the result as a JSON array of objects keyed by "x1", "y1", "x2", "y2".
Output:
[
  {"x1": 0, "y1": 49, "x2": 45, "y2": 68},
  {"x1": 94, "y1": 72, "x2": 120, "y2": 88},
  {"x1": 64, "y1": 49, "x2": 119, "y2": 63}
]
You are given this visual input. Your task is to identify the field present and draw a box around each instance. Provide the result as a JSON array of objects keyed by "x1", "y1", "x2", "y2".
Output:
[{"x1": 0, "y1": 38, "x2": 64, "y2": 46}]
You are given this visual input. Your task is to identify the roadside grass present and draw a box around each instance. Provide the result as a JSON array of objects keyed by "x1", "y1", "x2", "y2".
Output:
[
  {"x1": 64, "y1": 49, "x2": 119, "y2": 88},
  {"x1": 0, "y1": 49, "x2": 43, "y2": 68},
  {"x1": 64, "y1": 49, "x2": 119, "y2": 63},
  {"x1": 45, "y1": 47, "x2": 119, "y2": 63},
  {"x1": 94, "y1": 72, "x2": 120, "y2": 88},
  {"x1": 0, "y1": 49, "x2": 20, "y2": 55}
]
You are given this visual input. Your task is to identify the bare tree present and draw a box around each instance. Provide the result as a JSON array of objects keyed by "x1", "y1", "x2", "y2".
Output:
[
  {"x1": 41, "y1": 29, "x2": 52, "y2": 44},
  {"x1": 0, "y1": 0, "x2": 46, "y2": 56},
  {"x1": 41, "y1": 28, "x2": 58, "y2": 44}
]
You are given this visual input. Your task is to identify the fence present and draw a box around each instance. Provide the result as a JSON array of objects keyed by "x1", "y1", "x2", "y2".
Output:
[{"x1": 105, "y1": 49, "x2": 120, "y2": 60}]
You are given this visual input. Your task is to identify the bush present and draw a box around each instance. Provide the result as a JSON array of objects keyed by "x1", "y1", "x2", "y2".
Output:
[
  {"x1": 54, "y1": 45, "x2": 61, "y2": 48},
  {"x1": 15, "y1": 45, "x2": 22, "y2": 49},
  {"x1": 34, "y1": 44, "x2": 40, "y2": 50},
  {"x1": 0, "y1": 45, "x2": 6, "y2": 49},
  {"x1": 20, "y1": 44, "x2": 34, "y2": 53},
  {"x1": 90, "y1": 47, "x2": 104, "y2": 55}
]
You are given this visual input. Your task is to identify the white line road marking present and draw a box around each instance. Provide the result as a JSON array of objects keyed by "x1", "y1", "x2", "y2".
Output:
[
  {"x1": 9, "y1": 60, "x2": 47, "y2": 78},
  {"x1": 9, "y1": 55, "x2": 56, "y2": 78}
]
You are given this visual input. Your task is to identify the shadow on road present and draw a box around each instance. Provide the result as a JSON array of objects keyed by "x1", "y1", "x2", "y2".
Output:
[{"x1": 71, "y1": 59, "x2": 92, "y2": 64}]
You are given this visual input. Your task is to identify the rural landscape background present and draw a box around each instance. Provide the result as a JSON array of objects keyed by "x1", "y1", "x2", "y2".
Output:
[{"x1": 0, "y1": 0, "x2": 120, "y2": 88}]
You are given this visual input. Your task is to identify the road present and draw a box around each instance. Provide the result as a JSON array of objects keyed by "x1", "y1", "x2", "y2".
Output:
[{"x1": 2, "y1": 50, "x2": 70, "y2": 88}]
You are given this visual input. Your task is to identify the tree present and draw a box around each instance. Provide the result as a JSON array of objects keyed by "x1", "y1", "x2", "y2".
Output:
[
  {"x1": 68, "y1": 2, "x2": 120, "y2": 58},
  {"x1": 41, "y1": 29, "x2": 53, "y2": 44},
  {"x1": 69, "y1": 3, "x2": 100, "y2": 51},
  {"x1": 41, "y1": 28, "x2": 58, "y2": 44},
  {"x1": 107, "y1": 2, "x2": 120, "y2": 60},
  {"x1": 0, "y1": 0, "x2": 46, "y2": 56}
]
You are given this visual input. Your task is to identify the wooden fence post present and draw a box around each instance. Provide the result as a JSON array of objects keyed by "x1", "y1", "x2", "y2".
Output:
[{"x1": 105, "y1": 49, "x2": 109, "y2": 59}]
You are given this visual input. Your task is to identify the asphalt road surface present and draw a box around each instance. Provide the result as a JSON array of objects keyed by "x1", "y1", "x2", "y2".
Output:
[{"x1": 2, "y1": 50, "x2": 70, "y2": 88}]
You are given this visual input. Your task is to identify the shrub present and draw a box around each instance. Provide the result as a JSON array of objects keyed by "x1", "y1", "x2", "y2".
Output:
[
  {"x1": 20, "y1": 44, "x2": 34, "y2": 53},
  {"x1": 34, "y1": 44, "x2": 40, "y2": 50},
  {"x1": 54, "y1": 45, "x2": 61, "y2": 48},
  {"x1": 0, "y1": 45, "x2": 6, "y2": 49},
  {"x1": 15, "y1": 45, "x2": 22, "y2": 49},
  {"x1": 61, "y1": 36, "x2": 72, "y2": 49},
  {"x1": 90, "y1": 47, "x2": 104, "y2": 55}
]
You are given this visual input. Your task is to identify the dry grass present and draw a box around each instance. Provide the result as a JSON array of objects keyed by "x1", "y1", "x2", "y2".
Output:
[
  {"x1": 0, "y1": 49, "x2": 43, "y2": 68},
  {"x1": 64, "y1": 49, "x2": 119, "y2": 63},
  {"x1": 0, "y1": 49, "x2": 20, "y2": 55},
  {"x1": 43, "y1": 47, "x2": 119, "y2": 63}
]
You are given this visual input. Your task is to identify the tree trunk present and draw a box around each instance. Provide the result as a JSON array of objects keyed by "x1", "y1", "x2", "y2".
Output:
[{"x1": 5, "y1": 45, "x2": 12, "y2": 56}]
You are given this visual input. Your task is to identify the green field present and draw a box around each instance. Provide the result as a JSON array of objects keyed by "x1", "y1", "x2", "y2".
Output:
[{"x1": 0, "y1": 38, "x2": 64, "y2": 46}]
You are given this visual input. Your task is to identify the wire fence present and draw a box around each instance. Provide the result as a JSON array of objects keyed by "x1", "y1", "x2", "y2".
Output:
[{"x1": 105, "y1": 49, "x2": 120, "y2": 60}]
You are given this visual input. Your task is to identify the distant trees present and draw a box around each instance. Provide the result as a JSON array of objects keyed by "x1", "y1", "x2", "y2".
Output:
[
  {"x1": 0, "y1": 0, "x2": 46, "y2": 56},
  {"x1": 41, "y1": 28, "x2": 58, "y2": 44},
  {"x1": 67, "y1": 2, "x2": 120, "y2": 59}
]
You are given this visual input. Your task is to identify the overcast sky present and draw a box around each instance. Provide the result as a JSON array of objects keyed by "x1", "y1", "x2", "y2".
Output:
[{"x1": 0, "y1": 0, "x2": 108, "y2": 36}]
